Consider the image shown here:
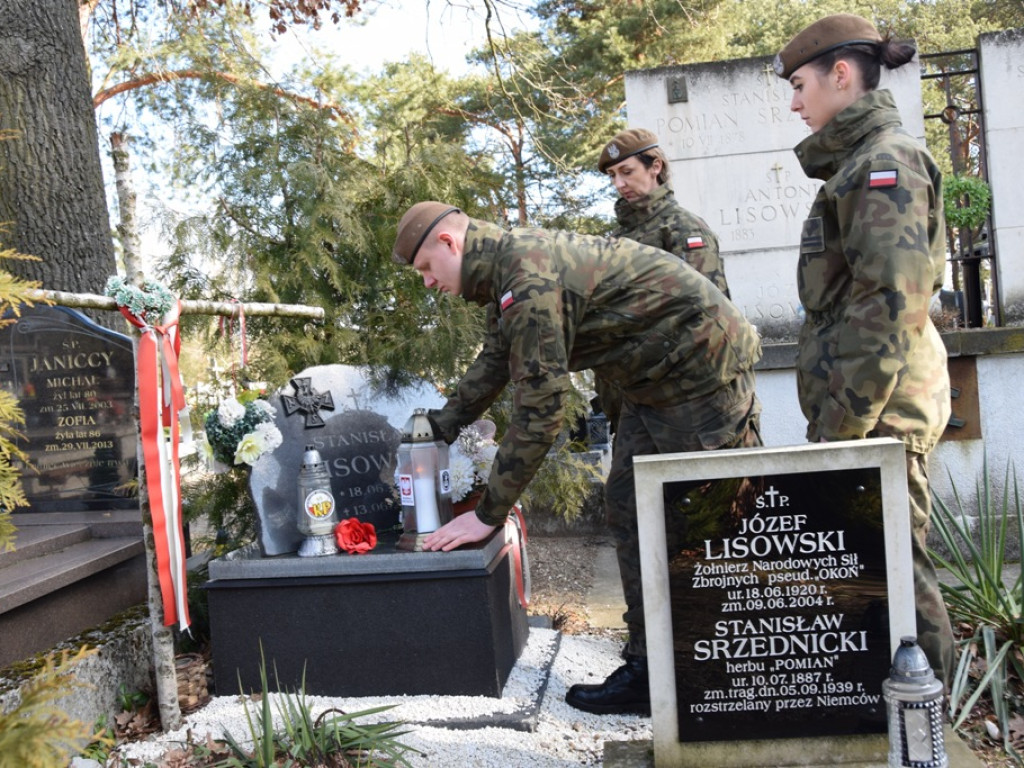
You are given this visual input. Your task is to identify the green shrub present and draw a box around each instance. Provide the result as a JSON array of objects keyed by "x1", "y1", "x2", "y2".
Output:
[{"x1": 0, "y1": 647, "x2": 111, "y2": 767}]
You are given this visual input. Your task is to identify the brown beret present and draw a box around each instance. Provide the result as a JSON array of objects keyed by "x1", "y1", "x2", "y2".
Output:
[
  {"x1": 598, "y1": 128, "x2": 659, "y2": 173},
  {"x1": 392, "y1": 202, "x2": 461, "y2": 265},
  {"x1": 773, "y1": 14, "x2": 883, "y2": 79}
]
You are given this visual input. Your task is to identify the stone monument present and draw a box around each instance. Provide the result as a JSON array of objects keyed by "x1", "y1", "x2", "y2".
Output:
[
  {"x1": 249, "y1": 364, "x2": 446, "y2": 555},
  {"x1": 633, "y1": 439, "x2": 915, "y2": 766},
  {"x1": 205, "y1": 364, "x2": 530, "y2": 698}
]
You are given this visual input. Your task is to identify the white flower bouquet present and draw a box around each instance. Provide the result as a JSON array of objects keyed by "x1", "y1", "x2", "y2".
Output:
[
  {"x1": 203, "y1": 395, "x2": 283, "y2": 467},
  {"x1": 448, "y1": 420, "x2": 498, "y2": 503}
]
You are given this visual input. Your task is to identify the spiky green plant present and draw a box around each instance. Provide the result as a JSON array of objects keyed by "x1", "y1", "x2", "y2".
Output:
[
  {"x1": 217, "y1": 644, "x2": 418, "y2": 767},
  {"x1": 929, "y1": 456, "x2": 1024, "y2": 757}
]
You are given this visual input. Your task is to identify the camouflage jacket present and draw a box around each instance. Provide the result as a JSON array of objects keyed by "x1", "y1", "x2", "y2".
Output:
[
  {"x1": 794, "y1": 89, "x2": 950, "y2": 453},
  {"x1": 612, "y1": 185, "x2": 730, "y2": 297},
  {"x1": 431, "y1": 220, "x2": 761, "y2": 526}
]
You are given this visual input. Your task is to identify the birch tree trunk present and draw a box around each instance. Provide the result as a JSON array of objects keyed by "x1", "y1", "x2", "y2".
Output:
[{"x1": 110, "y1": 131, "x2": 183, "y2": 731}]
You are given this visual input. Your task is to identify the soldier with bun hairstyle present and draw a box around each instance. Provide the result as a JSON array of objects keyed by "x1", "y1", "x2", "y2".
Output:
[{"x1": 775, "y1": 14, "x2": 955, "y2": 684}]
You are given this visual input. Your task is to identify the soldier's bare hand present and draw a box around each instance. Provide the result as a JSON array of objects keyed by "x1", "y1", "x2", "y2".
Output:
[{"x1": 422, "y1": 513, "x2": 497, "y2": 552}]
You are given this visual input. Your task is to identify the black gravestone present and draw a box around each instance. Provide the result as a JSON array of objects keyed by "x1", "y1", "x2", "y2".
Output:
[
  {"x1": 251, "y1": 409, "x2": 401, "y2": 555},
  {"x1": 0, "y1": 306, "x2": 137, "y2": 512},
  {"x1": 665, "y1": 468, "x2": 890, "y2": 742},
  {"x1": 248, "y1": 365, "x2": 446, "y2": 556}
]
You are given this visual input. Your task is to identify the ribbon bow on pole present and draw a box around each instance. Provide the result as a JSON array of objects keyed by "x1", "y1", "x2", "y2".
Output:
[{"x1": 119, "y1": 300, "x2": 190, "y2": 631}]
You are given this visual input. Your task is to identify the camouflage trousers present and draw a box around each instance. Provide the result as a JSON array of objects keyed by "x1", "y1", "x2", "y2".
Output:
[
  {"x1": 907, "y1": 450, "x2": 956, "y2": 688},
  {"x1": 605, "y1": 371, "x2": 762, "y2": 658}
]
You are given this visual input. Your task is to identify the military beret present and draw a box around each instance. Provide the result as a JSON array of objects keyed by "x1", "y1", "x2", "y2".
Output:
[
  {"x1": 598, "y1": 128, "x2": 660, "y2": 173},
  {"x1": 773, "y1": 14, "x2": 883, "y2": 79},
  {"x1": 392, "y1": 202, "x2": 461, "y2": 265}
]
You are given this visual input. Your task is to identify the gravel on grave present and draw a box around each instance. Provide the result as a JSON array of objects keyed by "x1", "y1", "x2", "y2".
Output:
[{"x1": 112, "y1": 628, "x2": 651, "y2": 767}]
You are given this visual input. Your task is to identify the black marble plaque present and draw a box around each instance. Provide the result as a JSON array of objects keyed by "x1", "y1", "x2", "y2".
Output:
[
  {"x1": 0, "y1": 306, "x2": 137, "y2": 511},
  {"x1": 666, "y1": 468, "x2": 890, "y2": 742}
]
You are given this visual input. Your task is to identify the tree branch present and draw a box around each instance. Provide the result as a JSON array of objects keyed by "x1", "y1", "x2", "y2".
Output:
[
  {"x1": 93, "y1": 69, "x2": 352, "y2": 123},
  {"x1": 29, "y1": 289, "x2": 325, "y2": 320}
]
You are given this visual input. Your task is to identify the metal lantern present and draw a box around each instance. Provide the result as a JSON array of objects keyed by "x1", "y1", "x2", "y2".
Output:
[
  {"x1": 396, "y1": 408, "x2": 453, "y2": 551},
  {"x1": 883, "y1": 636, "x2": 948, "y2": 768},
  {"x1": 296, "y1": 444, "x2": 340, "y2": 557}
]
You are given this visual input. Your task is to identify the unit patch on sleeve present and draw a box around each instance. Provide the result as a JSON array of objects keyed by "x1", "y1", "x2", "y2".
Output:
[
  {"x1": 868, "y1": 169, "x2": 899, "y2": 189},
  {"x1": 800, "y1": 217, "x2": 825, "y2": 254}
]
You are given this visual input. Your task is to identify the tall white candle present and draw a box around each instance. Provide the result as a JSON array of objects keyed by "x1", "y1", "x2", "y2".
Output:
[{"x1": 413, "y1": 476, "x2": 441, "y2": 532}]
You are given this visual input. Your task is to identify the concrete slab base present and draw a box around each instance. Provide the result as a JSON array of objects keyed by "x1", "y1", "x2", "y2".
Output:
[{"x1": 603, "y1": 724, "x2": 985, "y2": 767}]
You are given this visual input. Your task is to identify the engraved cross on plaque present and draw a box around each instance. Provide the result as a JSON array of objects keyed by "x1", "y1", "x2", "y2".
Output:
[{"x1": 281, "y1": 376, "x2": 335, "y2": 428}]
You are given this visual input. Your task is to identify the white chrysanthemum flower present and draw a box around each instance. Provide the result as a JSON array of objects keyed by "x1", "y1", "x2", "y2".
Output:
[
  {"x1": 217, "y1": 398, "x2": 246, "y2": 428},
  {"x1": 448, "y1": 452, "x2": 477, "y2": 502},
  {"x1": 476, "y1": 443, "x2": 499, "y2": 484},
  {"x1": 251, "y1": 400, "x2": 276, "y2": 419},
  {"x1": 254, "y1": 422, "x2": 283, "y2": 452}
]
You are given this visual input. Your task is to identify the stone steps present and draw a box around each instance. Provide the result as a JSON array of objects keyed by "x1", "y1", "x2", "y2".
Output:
[{"x1": 0, "y1": 511, "x2": 147, "y2": 669}]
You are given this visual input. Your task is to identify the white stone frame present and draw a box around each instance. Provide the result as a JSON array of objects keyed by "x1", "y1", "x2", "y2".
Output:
[{"x1": 634, "y1": 438, "x2": 915, "y2": 767}]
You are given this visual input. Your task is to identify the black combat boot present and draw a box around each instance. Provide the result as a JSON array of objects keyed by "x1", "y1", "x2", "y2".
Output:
[{"x1": 564, "y1": 654, "x2": 651, "y2": 715}]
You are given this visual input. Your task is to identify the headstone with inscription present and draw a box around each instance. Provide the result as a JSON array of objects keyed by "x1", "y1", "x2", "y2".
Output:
[
  {"x1": 623, "y1": 57, "x2": 925, "y2": 341},
  {"x1": 0, "y1": 306, "x2": 137, "y2": 511},
  {"x1": 249, "y1": 364, "x2": 446, "y2": 556},
  {"x1": 634, "y1": 439, "x2": 915, "y2": 767}
]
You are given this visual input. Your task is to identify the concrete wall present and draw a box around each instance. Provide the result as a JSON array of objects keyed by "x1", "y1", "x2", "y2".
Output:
[
  {"x1": 980, "y1": 28, "x2": 1024, "y2": 324},
  {"x1": 756, "y1": 331, "x2": 1024, "y2": 551}
]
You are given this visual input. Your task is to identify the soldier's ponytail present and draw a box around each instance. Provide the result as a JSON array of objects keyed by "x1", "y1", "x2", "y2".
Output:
[{"x1": 811, "y1": 37, "x2": 917, "y2": 91}]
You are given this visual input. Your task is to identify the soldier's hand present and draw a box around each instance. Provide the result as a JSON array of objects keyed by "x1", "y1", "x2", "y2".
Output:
[{"x1": 422, "y1": 512, "x2": 497, "y2": 552}]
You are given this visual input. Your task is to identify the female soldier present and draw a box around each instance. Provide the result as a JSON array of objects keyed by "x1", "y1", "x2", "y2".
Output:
[
  {"x1": 599, "y1": 128, "x2": 730, "y2": 296},
  {"x1": 775, "y1": 13, "x2": 955, "y2": 685}
]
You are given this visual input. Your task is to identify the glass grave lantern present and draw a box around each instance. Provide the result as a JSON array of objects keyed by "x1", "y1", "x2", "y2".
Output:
[
  {"x1": 396, "y1": 408, "x2": 453, "y2": 551},
  {"x1": 883, "y1": 636, "x2": 948, "y2": 768}
]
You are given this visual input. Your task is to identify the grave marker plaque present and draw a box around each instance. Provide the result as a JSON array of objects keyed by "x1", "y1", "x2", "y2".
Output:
[
  {"x1": 250, "y1": 365, "x2": 446, "y2": 556},
  {"x1": 635, "y1": 439, "x2": 915, "y2": 766},
  {"x1": 0, "y1": 306, "x2": 137, "y2": 512}
]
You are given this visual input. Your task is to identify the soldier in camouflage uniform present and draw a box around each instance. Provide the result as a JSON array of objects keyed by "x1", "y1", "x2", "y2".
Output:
[
  {"x1": 600, "y1": 128, "x2": 729, "y2": 297},
  {"x1": 775, "y1": 14, "x2": 955, "y2": 685},
  {"x1": 393, "y1": 201, "x2": 762, "y2": 714},
  {"x1": 596, "y1": 129, "x2": 731, "y2": 430}
]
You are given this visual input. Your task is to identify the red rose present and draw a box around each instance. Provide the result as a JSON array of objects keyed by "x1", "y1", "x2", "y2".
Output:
[{"x1": 334, "y1": 518, "x2": 377, "y2": 555}]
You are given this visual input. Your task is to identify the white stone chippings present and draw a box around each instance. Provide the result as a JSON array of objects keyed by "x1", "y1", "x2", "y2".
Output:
[{"x1": 111, "y1": 630, "x2": 651, "y2": 766}]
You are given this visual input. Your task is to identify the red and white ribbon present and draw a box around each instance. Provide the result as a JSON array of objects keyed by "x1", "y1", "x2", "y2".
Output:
[
  {"x1": 120, "y1": 301, "x2": 190, "y2": 631},
  {"x1": 499, "y1": 504, "x2": 530, "y2": 608}
]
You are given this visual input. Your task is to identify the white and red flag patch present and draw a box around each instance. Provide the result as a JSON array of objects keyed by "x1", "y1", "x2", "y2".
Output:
[
  {"x1": 868, "y1": 169, "x2": 899, "y2": 188},
  {"x1": 685, "y1": 235, "x2": 706, "y2": 249},
  {"x1": 500, "y1": 290, "x2": 515, "y2": 310}
]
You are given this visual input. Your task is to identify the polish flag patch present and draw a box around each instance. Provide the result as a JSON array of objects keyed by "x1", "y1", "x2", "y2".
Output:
[
  {"x1": 686, "y1": 235, "x2": 706, "y2": 249},
  {"x1": 500, "y1": 290, "x2": 515, "y2": 310},
  {"x1": 868, "y1": 169, "x2": 899, "y2": 188}
]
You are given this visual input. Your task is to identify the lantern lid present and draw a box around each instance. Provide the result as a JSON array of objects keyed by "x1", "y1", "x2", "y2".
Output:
[
  {"x1": 401, "y1": 408, "x2": 440, "y2": 443},
  {"x1": 301, "y1": 444, "x2": 325, "y2": 468},
  {"x1": 889, "y1": 636, "x2": 936, "y2": 683}
]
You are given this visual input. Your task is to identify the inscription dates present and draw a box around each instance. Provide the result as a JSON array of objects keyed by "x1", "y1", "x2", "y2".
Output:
[{"x1": 680, "y1": 480, "x2": 885, "y2": 733}]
